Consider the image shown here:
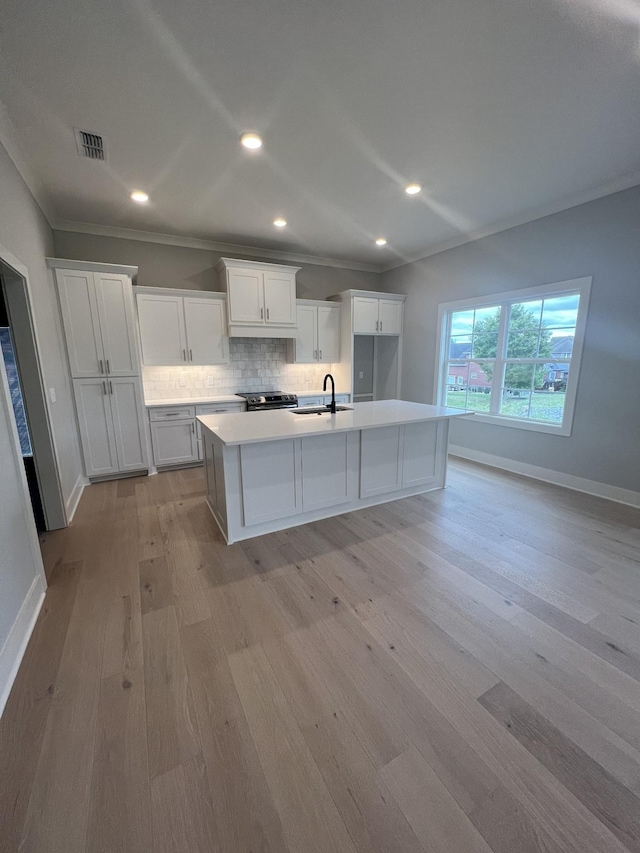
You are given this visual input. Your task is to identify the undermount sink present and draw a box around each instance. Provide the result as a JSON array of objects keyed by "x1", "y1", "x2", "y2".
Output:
[{"x1": 292, "y1": 406, "x2": 353, "y2": 415}]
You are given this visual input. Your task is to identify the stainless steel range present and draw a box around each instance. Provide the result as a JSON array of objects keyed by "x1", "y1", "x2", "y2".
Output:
[{"x1": 236, "y1": 391, "x2": 298, "y2": 412}]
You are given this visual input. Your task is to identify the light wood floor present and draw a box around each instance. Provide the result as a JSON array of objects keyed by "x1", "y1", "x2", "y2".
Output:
[{"x1": 2, "y1": 459, "x2": 640, "y2": 853}]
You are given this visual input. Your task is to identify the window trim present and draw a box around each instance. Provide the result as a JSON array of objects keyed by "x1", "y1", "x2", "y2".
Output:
[{"x1": 434, "y1": 277, "x2": 592, "y2": 436}]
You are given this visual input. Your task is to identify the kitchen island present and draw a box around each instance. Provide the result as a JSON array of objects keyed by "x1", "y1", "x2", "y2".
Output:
[{"x1": 198, "y1": 400, "x2": 472, "y2": 544}]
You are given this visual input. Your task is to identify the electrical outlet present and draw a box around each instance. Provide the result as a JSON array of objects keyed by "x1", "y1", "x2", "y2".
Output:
[
  {"x1": 359, "y1": 371, "x2": 364, "y2": 380},
  {"x1": 49, "y1": 387, "x2": 57, "y2": 403},
  {"x1": 179, "y1": 377, "x2": 187, "y2": 387},
  {"x1": 207, "y1": 375, "x2": 214, "y2": 386}
]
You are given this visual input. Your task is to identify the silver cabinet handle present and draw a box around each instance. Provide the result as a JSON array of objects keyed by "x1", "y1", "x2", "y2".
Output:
[
  {"x1": 375, "y1": 320, "x2": 379, "y2": 331},
  {"x1": 190, "y1": 348, "x2": 193, "y2": 361},
  {"x1": 99, "y1": 359, "x2": 104, "y2": 374},
  {"x1": 191, "y1": 422, "x2": 195, "y2": 434},
  {"x1": 164, "y1": 412, "x2": 180, "y2": 416},
  {"x1": 102, "y1": 381, "x2": 107, "y2": 395},
  {"x1": 319, "y1": 349, "x2": 322, "y2": 360},
  {"x1": 266, "y1": 307, "x2": 270, "y2": 320},
  {"x1": 183, "y1": 349, "x2": 186, "y2": 361},
  {"x1": 109, "y1": 380, "x2": 113, "y2": 395},
  {"x1": 379, "y1": 321, "x2": 382, "y2": 332},
  {"x1": 106, "y1": 359, "x2": 110, "y2": 373},
  {"x1": 260, "y1": 307, "x2": 264, "y2": 320},
  {"x1": 314, "y1": 349, "x2": 317, "y2": 360}
]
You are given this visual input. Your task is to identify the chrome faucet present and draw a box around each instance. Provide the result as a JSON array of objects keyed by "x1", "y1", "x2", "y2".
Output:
[{"x1": 323, "y1": 373, "x2": 336, "y2": 413}]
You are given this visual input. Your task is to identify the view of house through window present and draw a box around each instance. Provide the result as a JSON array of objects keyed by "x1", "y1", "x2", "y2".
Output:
[{"x1": 438, "y1": 280, "x2": 590, "y2": 433}]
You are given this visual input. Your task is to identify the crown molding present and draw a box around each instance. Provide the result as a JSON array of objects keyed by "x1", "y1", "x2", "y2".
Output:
[
  {"x1": 381, "y1": 171, "x2": 640, "y2": 273},
  {"x1": 0, "y1": 103, "x2": 57, "y2": 224},
  {"x1": 51, "y1": 219, "x2": 382, "y2": 274}
]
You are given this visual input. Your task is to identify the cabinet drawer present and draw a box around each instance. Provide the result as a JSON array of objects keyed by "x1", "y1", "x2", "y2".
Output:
[
  {"x1": 149, "y1": 406, "x2": 196, "y2": 421},
  {"x1": 297, "y1": 396, "x2": 324, "y2": 407},
  {"x1": 195, "y1": 403, "x2": 245, "y2": 415}
]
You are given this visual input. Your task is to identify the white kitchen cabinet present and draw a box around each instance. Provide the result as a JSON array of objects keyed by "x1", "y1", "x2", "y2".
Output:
[
  {"x1": 147, "y1": 400, "x2": 245, "y2": 467},
  {"x1": 73, "y1": 378, "x2": 119, "y2": 477},
  {"x1": 56, "y1": 268, "x2": 138, "y2": 377},
  {"x1": 240, "y1": 439, "x2": 301, "y2": 525},
  {"x1": 353, "y1": 295, "x2": 403, "y2": 335},
  {"x1": 73, "y1": 376, "x2": 147, "y2": 477},
  {"x1": 328, "y1": 290, "x2": 406, "y2": 403},
  {"x1": 352, "y1": 297, "x2": 380, "y2": 335},
  {"x1": 150, "y1": 419, "x2": 198, "y2": 466},
  {"x1": 137, "y1": 293, "x2": 187, "y2": 365},
  {"x1": 136, "y1": 288, "x2": 229, "y2": 366},
  {"x1": 262, "y1": 270, "x2": 297, "y2": 325},
  {"x1": 216, "y1": 258, "x2": 299, "y2": 337},
  {"x1": 109, "y1": 377, "x2": 148, "y2": 472},
  {"x1": 377, "y1": 299, "x2": 404, "y2": 335},
  {"x1": 51, "y1": 259, "x2": 148, "y2": 480},
  {"x1": 300, "y1": 432, "x2": 352, "y2": 511},
  {"x1": 359, "y1": 425, "x2": 402, "y2": 498},
  {"x1": 288, "y1": 300, "x2": 341, "y2": 363}
]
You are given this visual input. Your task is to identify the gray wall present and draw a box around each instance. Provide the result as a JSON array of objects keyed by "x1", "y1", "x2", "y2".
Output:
[
  {"x1": 0, "y1": 141, "x2": 81, "y2": 672},
  {"x1": 52, "y1": 231, "x2": 381, "y2": 300},
  {"x1": 381, "y1": 186, "x2": 640, "y2": 493}
]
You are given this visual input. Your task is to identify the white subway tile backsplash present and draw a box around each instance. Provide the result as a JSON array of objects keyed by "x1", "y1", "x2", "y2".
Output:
[{"x1": 142, "y1": 338, "x2": 333, "y2": 400}]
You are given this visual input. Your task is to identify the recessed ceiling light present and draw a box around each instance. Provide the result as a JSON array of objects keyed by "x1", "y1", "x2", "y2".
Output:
[
  {"x1": 130, "y1": 190, "x2": 149, "y2": 203},
  {"x1": 404, "y1": 183, "x2": 422, "y2": 195},
  {"x1": 240, "y1": 131, "x2": 263, "y2": 150},
  {"x1": 375, "y1": 237, "x2": 388, "y2": 246},
  {"x1": 273, "y1": 217, "x2": 287, "y2": 227}
]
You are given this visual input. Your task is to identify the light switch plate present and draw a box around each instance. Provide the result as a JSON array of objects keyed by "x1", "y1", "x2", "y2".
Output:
[
  {"x1": 359, "y1": 371, "x2": 364, "y2": 380},
  {"x1": 179, "y1": 377, "x2": 187, "y2": 387}
]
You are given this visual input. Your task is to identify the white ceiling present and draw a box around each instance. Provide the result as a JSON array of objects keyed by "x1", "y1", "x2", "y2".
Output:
[{"x1": 1, "y1": 0, "x2": 639, "y2": 269}]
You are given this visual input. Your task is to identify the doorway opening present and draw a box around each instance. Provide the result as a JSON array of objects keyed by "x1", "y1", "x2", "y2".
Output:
[{"x1": 0, "y1": 254, "x2": 66, "y2": 532}]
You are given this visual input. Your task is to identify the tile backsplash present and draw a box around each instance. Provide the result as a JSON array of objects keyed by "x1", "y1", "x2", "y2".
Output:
[{"x1": 142, "y1": 338, "x2": 333, "y2": 400}]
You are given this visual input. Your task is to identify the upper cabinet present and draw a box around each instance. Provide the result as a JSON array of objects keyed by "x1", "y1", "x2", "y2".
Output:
[
  {"x1": 216, "y1": 258, "x2": 299, "y2": 338},
  {"x1": 135, "y1": 288, "x2": 229, "y2": 366},
  {"x1": 55, "y1": 266, "x2": 139, "y2": 377},
  {"x1": 287, "y1": 300, "x2": 341, "y2": 364},
  {"x1": 353, "y1": 295, "x2": 404, "y2": 335}
]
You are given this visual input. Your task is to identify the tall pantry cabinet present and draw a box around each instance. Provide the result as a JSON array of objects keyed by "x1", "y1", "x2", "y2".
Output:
[{"x1": 50, "y1": 260, "x2": 148, "y2": 479}]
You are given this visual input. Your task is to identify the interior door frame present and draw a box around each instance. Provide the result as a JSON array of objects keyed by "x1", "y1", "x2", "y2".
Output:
[{"x1": 0, "y1": 242, "x2": 67, "y2": 530}]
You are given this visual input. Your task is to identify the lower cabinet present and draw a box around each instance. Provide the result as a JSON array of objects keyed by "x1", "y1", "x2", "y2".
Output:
[
  {"x1": 150, "y1": 419, "x2": 199, "y2": 466},
  {"x1": 73, "y1": 377, "x2": 147, "y2": 478},
  {"x1": 148, "y1": 401, "x2": 246, "y2": 468}
]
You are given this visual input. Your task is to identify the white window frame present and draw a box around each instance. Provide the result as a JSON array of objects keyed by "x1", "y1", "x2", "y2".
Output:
[{"x1": 434, "y1": 277, "x2": 591, "y2": 436}]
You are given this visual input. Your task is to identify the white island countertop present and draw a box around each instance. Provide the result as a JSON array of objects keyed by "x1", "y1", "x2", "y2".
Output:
[{"x1": 198, "y1": 399, "x2": 473, "y2": 446}]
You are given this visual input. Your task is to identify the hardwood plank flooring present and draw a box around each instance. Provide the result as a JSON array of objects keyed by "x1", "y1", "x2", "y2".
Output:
[{"x1": 1, "y1": 458, "x2": 640, "y2": 852}]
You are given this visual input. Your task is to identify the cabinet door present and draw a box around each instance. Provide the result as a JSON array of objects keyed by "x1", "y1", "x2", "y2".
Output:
[
  {"x1": 150, "y1": 419, "x2": 198, "y2": 466},
  {"x1": 352, "y1": 297, "x2": 380, "y2": 334},
  {"x1": 56, "y1": 269, "x2": 105, "y2": 377},
  {"x1": 184, "y1": 298, "x2": 229, "y2": 364},
  {"x1": 263, "y1": 271, "x2": 296, "y2": 325},
  {"x1": 401, "y1": 421, "x2": 440, "y2": 489},
  {"x1": 240, "y1": 439, "x2": 300, "y2": 524},
  {"x1": 317, "y1": 304, "x2": 340, "y2": 362},
  {"x1": 95, "y1": 273, "x2": 138, "y2": 376},
  {"x1": 137, "y1": 294, "x2": 187, "y2": 365},
  {"x1": 378, "y1": 299, "x2": 403, "y2": 335},
  {"x1": 359, "y1": 426, "x2": 402, "y2": 498},
  {"x1": 227, "y1": 268, "x2": 264, "y2": 324},
  {"x1": 73, "y1": 378, "x2": 118, "y2": 477},
  {"x1": 109, "y1": 377, "x2": 147, "y2": 472},
  {"x1": 293, "y1": 304, "x2": 318, "y2": 363},
  {"x1": 301, "y1": 433, "x2": 351, "y2": 511}
]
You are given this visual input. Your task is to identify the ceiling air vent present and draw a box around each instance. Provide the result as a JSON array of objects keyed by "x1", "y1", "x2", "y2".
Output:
[{"x1": 74, "y1": 128, "x2": 106, "y2": 161}]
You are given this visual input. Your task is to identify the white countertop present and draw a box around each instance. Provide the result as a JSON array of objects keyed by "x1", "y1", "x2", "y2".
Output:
[
  {"x1": 198, "y1": 399, "x2": 473, "y2": 446},
  {"x1": 145, "y1": 395, "x2": 245, "y2": 407}
]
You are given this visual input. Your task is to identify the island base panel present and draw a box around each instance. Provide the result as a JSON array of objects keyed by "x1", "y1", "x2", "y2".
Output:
[{"x1": 202, "y1": 419, "x2": 449, "y2": 544}]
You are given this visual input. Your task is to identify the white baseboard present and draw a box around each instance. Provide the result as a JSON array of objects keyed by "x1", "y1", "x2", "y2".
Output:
[
  {"x1": 0, "y1": 574, "x2": 46, "y2": 718},
  {"x1": 65, "y1": 474, "x2": 87, "y2": 523},
  {"x1": 449, "y1": 444, "x2": 640, "y2": 509}
]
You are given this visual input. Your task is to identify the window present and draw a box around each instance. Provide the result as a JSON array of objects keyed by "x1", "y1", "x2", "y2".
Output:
[{"x1": 435, "y1": 278, "x2": 591, "y2": 435}]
